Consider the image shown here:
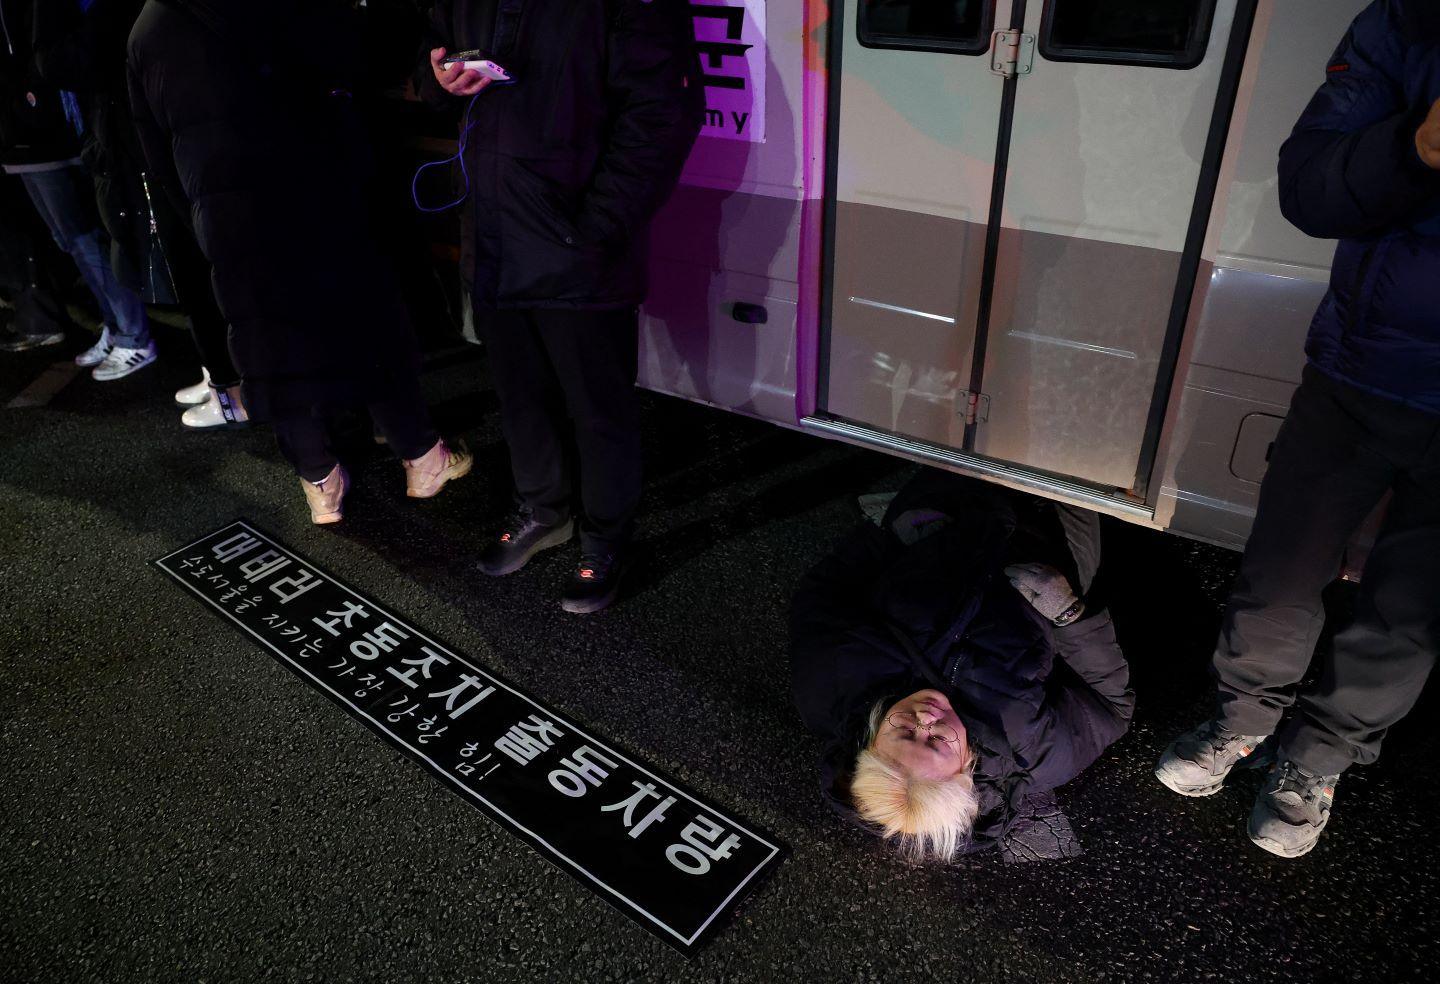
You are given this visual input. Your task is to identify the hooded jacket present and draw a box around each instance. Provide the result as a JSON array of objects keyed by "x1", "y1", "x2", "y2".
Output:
[
  {"x1": 420, "y1": 0, "x2": 704, "y2": 310},
  {"x1": 1280, "y1": 0, "x2": 1440, "y2": 414},
  {"x1": 789, "y1": 474, "x2": 1135, "y2": 856},
  {"x1": 33, "y1": 0, "x2": 158, "y2": 297},
  {"x1": 0, "y1": 0, "x2": 81, "y2": 167}
]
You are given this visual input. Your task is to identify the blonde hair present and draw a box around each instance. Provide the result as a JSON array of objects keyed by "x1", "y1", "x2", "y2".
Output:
[{"x1": 850, "y1": 699, "x2": 980, "y2": 863}]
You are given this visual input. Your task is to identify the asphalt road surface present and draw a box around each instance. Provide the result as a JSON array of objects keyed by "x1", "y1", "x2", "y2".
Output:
[{"x1": 2, "y1": 317, "x2": 1436, "y2": 983}]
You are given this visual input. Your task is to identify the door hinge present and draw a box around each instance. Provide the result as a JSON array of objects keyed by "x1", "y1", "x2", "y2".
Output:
[
  {"x1": 990, "y1": 30, "x2": 1036, "y2": 80},
  {"x1": 961, "y1": 391, "x2": 991, "y2": 425}
]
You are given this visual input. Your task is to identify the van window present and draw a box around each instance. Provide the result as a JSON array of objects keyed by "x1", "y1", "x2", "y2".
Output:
[
  {"x1": 858, "y1": 0, "x2": 995, "y2": 56},
  {"x1": 1040, "y1": 0, "x2": 1216, "y2": 69}
]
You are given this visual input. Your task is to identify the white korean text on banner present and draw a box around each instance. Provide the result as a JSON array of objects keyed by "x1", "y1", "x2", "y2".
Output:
[
  {"x1": 154, "y1": 521, "x2": 785, "y2": 954},
  {"x1": 691, "y1": 0, "x2": 766, "y2": 143}
]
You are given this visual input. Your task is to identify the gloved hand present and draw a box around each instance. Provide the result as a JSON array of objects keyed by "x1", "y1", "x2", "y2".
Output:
[{"x1": 1004, "y1": 563, "x2": 1084, "y2": 626}]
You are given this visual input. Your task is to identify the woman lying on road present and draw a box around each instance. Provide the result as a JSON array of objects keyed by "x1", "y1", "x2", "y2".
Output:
[{"x1": 790, "y1": 471, "x2": 1135, "y2": 862}]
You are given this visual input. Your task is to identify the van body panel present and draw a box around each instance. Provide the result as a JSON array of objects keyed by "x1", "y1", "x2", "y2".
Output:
[{"x1": 630, "y1": 0, "x2": 1377, "y2": 551}]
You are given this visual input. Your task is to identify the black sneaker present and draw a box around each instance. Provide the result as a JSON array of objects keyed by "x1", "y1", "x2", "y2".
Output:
[
  {"x1": 477, "y1": 512, "x2": 574, "y2": 576},
  {"x1": 0, "y1": 324, "x2": 64, "y2": 352},
  {"x1": 560, "y1": 552, "x2": 625, "y2": 614}
]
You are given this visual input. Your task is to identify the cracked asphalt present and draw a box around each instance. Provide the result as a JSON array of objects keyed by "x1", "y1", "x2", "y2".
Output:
[{"x1": 2, "y1": 315, "x2": 1436, "y2": 983}]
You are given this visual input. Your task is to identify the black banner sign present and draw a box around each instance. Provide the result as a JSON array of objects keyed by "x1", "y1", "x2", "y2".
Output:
[{"x1": 155, "y1": 521, "x2": 785, "y2": 953}]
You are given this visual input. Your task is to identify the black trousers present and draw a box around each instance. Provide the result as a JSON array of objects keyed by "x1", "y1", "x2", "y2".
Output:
[
  {"x1": 148, "y1": 178, "x2": 239, "y2": 387},
  {"x1": 273, "y1": 380, "x2": 439, "y2": 483},
  {"x1": 1214, "y1": 366, "x2": 1440, "y2": 775},
  {"x1": 476, "y1": 307, "x2": 642, "y2": 553}
]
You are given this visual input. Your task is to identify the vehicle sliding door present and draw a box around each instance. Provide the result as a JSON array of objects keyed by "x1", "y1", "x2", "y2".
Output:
[
  {"x1": 970, "y1": 0, "x2": 1241, "y2": 490},
  {"x1": 822, "y1": 0, "x2": 1011, "y2": 451}
]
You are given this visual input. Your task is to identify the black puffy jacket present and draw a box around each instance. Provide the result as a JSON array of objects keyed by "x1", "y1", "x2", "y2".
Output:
[
  {"x1": 421, "y1": 0, "x2": 704, "y2": 309},
  {"x1": 128, "y1": 0, "x2": 423, "y2": 420},
  {"x1": 790, "y1": 474, "x2": 1135, "y2": 856}
]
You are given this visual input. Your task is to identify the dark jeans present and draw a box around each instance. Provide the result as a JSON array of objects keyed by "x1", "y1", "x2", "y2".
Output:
[
  {"x1": 20, "y1": 165, "x2": 149, "y2": 348},
  {"x1": 273, "y1": 383, "x2": 439, "y2": 484},
  {"x1": 148, "y1": 177, "x2": 238, "y2": 386},
  {"x1": 1214, "y1": 365, "x2": 1440, "y2": 775},
  {"x1": 476, "y1": 307, "x2": 642, "y2": 553}
]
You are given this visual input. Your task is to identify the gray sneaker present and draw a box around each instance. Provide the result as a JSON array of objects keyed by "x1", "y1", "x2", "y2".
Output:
[
  {"x1": 1155, "y1": 719, "x2": 1271, "y2": 797},
  {"x1": 1249, "y1": 761, "x2": 1338, "y2": 859}
]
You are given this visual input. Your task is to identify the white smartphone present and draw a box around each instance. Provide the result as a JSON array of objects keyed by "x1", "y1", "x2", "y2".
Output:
[{"x1": 441, "y1": 51, "x2": 515, "y2": 84}]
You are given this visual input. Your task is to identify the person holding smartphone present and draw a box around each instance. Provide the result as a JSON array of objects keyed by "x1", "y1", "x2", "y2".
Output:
[{"x1": 422, "y1": 0, "x2": 703, "y2": 614}]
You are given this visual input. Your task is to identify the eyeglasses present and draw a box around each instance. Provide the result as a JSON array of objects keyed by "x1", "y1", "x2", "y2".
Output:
[{"x1": 887, "y1": 711, "x2": 958, "y2": 744}]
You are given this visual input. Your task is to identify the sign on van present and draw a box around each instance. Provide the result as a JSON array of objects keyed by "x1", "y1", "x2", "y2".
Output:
[
  {"x1": 155, "y1": 520, "x2": 786, "y2": 953},
  {"x1": 692, "y1": 0, "x2": 766, "y2": 143}
]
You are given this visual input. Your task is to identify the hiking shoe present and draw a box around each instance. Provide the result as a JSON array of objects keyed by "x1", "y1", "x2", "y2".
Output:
[
  {"x1": 1249, "y1": 761, "x2": 1339, "y2": 859},
  {"x1": 302, "y1": 464, "x2": 348, "y2": 524},
  {"x1": 75, "y1": 326, "x2": 113, "y2": 367},
  {"x1": 175, "y1": 368, "x2": 212, "y2": 407},
  {"x1": 92, "y1": 340, "x2": 157, "y2": 380},
  {"x1": 0, "y1": 325, "x2": 64, "y2": 352},
  {"x1": 560, "y1": 552, "x2": 625, "y2": 615},
  {"x1": 181, "y1": 385, "x2": 250, "y2": 430},
  {"x1": 477, "y1": 511, "x2": 574, "y2": 576},
  {"x1": 1156, "y1": 719, "x2": 1271, "y2": 797},
  {"x1": 404, "y1": 438, "x2": 473, "y2": 499}
]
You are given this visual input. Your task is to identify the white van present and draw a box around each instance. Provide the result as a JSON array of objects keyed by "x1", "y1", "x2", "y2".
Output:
[{"x1": 639, "y1": 0, "x2": 1368, "y2": 550}]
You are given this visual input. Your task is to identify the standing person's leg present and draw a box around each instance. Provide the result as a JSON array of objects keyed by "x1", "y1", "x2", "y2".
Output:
[
  {"x1": 273, "y1": 414, "x2": 348, "y2": 525},
  {"x1": 149, "y1": 182, "x2": 249, "y2": 426},
  {"x1": 534, "y1": 307, "x2": 642, "y2": 614},
  {"x1": 1157, "y1": 368, "x2": 1396, "y2": 796},
  {"x1": 474, "y1": 307, "x2": 577, "y2": 575},
  {"x1": 534, "y1": 307, "x2": 642, "y2": 555},
  {"x1": 366, "y1": 370, "x2": 472, "y2": 500},
  {"x1": 20, "y1": 166, "x2": 153, "y2": 374},
  {"x1": 1249, "y1": 448, "x2": 1440, "y2": 858}
]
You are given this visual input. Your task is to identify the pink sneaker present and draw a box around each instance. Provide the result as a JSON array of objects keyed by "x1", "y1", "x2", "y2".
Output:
[
  {"x1": 302, "y1": 464, "x2": 348, "y2": 524},
  {"x1": 404, "y1": 439, "x2": 472, "y2": 499}
]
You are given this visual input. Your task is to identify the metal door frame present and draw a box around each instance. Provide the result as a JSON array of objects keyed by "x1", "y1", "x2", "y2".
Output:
[{"x1": 810, "y1": 0, "x2": 1261, "y2": 509}]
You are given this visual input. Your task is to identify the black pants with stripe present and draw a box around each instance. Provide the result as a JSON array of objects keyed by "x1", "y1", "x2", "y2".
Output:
[{"x1": 1213, "y1": 365, "x2": 1440, "y2": 775}]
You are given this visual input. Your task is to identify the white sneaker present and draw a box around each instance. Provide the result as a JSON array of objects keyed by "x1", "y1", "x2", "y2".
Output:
[
  {"x1": 75, "y1": 326, "x2": 113, "y2": 367},
  {"x1": 175, "y1": 368, "x2": 212, "y2": 406},
  {"x1": 91, "y1": 340, "x2": 157, "y2": 381},
  {"x1": 180, "y1": 385, "x2": 250, "y2": 430}
]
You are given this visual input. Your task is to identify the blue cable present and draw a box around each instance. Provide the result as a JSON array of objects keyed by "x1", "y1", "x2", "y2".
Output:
[{"x1": 412, "y1": 92, "x2": 484, "y2": 214}]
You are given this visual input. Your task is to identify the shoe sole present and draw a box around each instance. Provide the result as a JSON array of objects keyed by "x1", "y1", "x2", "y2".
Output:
[
  {"x1": 181, "y1": 418, "x2": 251, "y2": 431},
  {"x1": 0, "y1": 334, "x2": 64, "y2": 352},
  {"x1": 311, "y1": 511, "x2": 343, "y2": 525},
  {"x1": 478, "y1": 522, "x2": 575, "y2": 577},
  {"x1": 1248, "y1": 822, "x2": 1320, "y2": 859},
  {"x1": 92, "y1": 353, "x2": 157, "y2": 381},
  {"x1": 1154, "y1": 764, "x2": 1226, "y2": 798},
  {"x1": 560, "y1": 580, "x2": 622, "y2": 615},
  {"x1": 407, "y1": 454, "x2": 474, "y2": 499}
]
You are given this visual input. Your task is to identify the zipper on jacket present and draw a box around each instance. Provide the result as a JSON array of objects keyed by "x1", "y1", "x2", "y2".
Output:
[
  {"x1": 2, "y1": 0, "x2": 14, "y2": 55},
  {"x1": 1347, "y1": 242, "x2": 1379, "y2": 336}
]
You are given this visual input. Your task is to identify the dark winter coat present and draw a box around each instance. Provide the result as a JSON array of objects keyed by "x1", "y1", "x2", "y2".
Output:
[
  {"x1": 127, "y1": 0, "x2": 423, "y2": 420},
  {"x1": 1279, "y1": 0, "x2": 1440, "y2": 414},
  {"x1": 0, "y1": 0, "x2": 81, "y2": 167},
  {"x1": 790, "y1": 475, "x2": 1135, "y2": 856},
  {"x1": 33, "y1": 0, "x2": 162, "y2": 299},
  {"x1": 421, "y1": 0, "x2": 704, "y2": 309}
]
